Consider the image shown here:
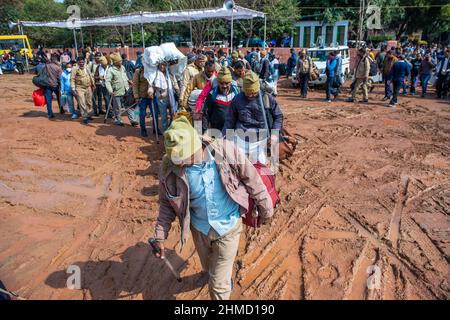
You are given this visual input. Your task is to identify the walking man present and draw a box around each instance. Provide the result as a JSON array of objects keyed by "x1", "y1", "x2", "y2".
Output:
[
  {"x1": 296, "y1": 49, "x2": 313, "y2": 98},
  {"x1": 388, "y1": 55, "x2": 411, "y2": 108},
  {"x1": 133, "y1": 64, "x2": 160, "y2": 137},
  {"x1": 347, "y1": 48, "x2": 370, "y2": 103},
  {"x1": 325, "y1": 52, "x2": 337, "y2": 102},
  {"x1": 436, "y1": 50, "x2": 450, "y2": 99},
  {"x1": 70, "y1": 56, "x2": 95, "y2": 124},
  {"x1": 105, "y1": 53, "x2": 138, "y2": 126},
  {"x1": 152, "y1": 116, "x2": 273, "y2": 300}
]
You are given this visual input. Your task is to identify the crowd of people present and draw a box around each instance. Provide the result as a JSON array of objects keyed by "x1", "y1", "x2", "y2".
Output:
[
  {"x1": 290, "y1": 42, "x2": 450, "y2": 106},
  {"x1": 25, "y1": 42, "x2": 449, "y2": 301}
]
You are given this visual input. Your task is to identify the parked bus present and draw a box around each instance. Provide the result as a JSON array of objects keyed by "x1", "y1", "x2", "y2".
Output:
[{"x1": 0, "y1": 35, "x2": 33, "y2": 59}]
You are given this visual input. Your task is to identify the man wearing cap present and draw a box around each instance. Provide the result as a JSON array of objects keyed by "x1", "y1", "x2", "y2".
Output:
[
  {"x1": 347, "y1": 48, "x2": 371, "y2": 103},
  {"x1": 88, "y1": 52, "x2": 103, "y2": 115},
  {"x1": 180, "y1": 53, "x2": 205, "y2": 101},
  {"x1": 152, "y1": 116, "x2": 274, "y2": 300},
  {"x1": 296, "y1": 49, "x2": 313, "y2": 98},
  {"x1": 70, "y1": 57, "x2": 95, "y2": 124},
  {"x1": 223, "y1": 71, "x2": 283, "y2": 164},
  {"x1": 202, "y1": 67, "x2": 239, "y2": 133},
  {"x1": 181, "y1": 61, "x2": 216, "y2": 109},
  {"x1": 105, "y1": 52, "x2": 138, "y2": 126},
  {"x1": 93, "y1": 55, "x2": 110, "y2": 115}
]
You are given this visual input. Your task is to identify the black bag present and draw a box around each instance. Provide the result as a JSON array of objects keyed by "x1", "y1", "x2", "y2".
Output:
[
  {"x1": 369, "y1": 60, "x2": 378, "y2": 77},
  {"x1": 123, "y1": 88, "x2": 136, "y2": 107},
  {"x1": 32, "y1": 65, "x2": 51, "y2": 88}
]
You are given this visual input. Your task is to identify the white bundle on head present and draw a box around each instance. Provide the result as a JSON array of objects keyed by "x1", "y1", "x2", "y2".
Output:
[
  {"x1": 159, "y1": 42, "x2": 187, "y2": 80},
  {"x1": 143, "y1": 46, "x2": 164, "y2": 85}
]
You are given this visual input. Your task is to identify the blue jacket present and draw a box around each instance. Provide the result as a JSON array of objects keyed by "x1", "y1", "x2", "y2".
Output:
[
  {"x1": 222, "y1": 92, "x2": 283, "y2": 135},
  {"x1": 326, "y1": 58, "x2": 337, "y2": 78},
  {"x1": 60, "y1": 70, "x2": 72, "y2": 94},
  {"x1": 389, "y1": 60, "x2": 411, "y2": 81}
]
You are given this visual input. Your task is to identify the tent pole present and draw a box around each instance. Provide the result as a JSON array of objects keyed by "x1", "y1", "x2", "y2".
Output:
[
  {"x1": 264, "y1": 14, "x2": 267, "y2": 49},
  {"x1": 19, "y1": 23, "x2": 30, "y2": 72},
  {"x1": 230, "y1": 10, "x2": 234, "y2": 51},
  {"x1": 73, "y1": 28, "x2": 78, "y2": 58},
  {"x1": 80, "y1": 27, "x2": 84, "y2": 48},
  {"x1": 130, "y1": 24, "x2": 134, "y2": 61},
  {"x1": 141, "y1": 23, "x2": 145, "y2": 49},
  {"x1": 189, "y1": 20, "x2": 193, "y2": 46}
]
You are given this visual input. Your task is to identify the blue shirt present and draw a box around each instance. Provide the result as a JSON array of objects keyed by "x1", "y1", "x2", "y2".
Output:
[
  {"x1": 326, "y1": 58, "x2": 337, "y2": 78},
  {"x1": 390, "y1": 60, "x2": 411, "y2": 82},
  {"x1": 186, "y1": 150, "x2": 240, "y2": 236},
  {"x1": 60, "y1": 70, "x2": 72, "y2": 94}
]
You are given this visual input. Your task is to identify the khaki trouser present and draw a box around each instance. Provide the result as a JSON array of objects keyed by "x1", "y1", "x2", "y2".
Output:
[
  {"x1": 75, "y1": 87, "x2": 93, "y2": 119},
  {"x1": 352, "y1": 78, "x2": 369, "y2": 101},
  {"x1": 190, "y1": 219, "x2": 242, "y2": 300}
]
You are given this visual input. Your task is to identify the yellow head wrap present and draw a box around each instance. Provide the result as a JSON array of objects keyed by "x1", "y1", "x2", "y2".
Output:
[
  {"x1": 243, "y1": 71, "x2": 260, "y2": 95},
  {"x1": 164, "y1": 116, "x2": 202, "y2": 163}
]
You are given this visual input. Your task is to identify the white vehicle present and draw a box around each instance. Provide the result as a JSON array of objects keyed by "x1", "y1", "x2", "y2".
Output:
[
  {"x1": 292, "y1": 46, "x2": 350, "y2": 87},
  {"x1": 204, "y1": 41, "x2": 228, "y2": 48}
]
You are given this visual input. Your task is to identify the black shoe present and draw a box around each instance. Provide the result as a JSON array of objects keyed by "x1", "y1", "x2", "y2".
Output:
[
  {"x1": 115, "y1": 121, "x2": 125, "y2": 127},
  {"x1": 82, "y1": 118, "x2": 89, "y2": 125},
  {"x1": 361, "y1": 99, "x2": 369, "y2": 103},
  {"x1": 87, "y1": 116, "x2": 94, "y2": 120},
  {"x1": 48, "y1": 114, "x2": 55, "y2": 119},
  {"x1": 60, "y1": 109, "x2": 65, "y2": 114},
  {"x1": 382, "y1": 96, "x2": 390, "y2": 101},
  {"x1": 131, "y1": 121, "x2": 139, "y2": 127},
  {"x1": 141, "y1": 130, "x2": 148, "y2": 137},
  {"x1": 93, "y1": 112, "x2": 99, "y2": 117},
  {"x1": 98, "y1": 110, "x2": 106, "y2": 115}
]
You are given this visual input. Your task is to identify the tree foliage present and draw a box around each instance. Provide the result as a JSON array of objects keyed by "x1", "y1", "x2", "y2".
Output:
[{"x1": 0, "y1": 0, "x2": 447, "y2": 48}]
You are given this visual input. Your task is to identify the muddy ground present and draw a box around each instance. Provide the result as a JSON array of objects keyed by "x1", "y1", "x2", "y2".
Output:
[{"x1": 0, "y1": 74, "x2": 449, "y2": 300}]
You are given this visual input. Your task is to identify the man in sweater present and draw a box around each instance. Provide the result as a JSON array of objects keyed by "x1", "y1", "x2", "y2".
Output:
[
  {"x1": 223, "y1": 71, "x2": 283, "y2": 164},
  {"x1": 435, "y1": 50, "x2": 450, "y2": 99},
  {"x1": 105, "y1": 53, "x2": 138, "y2": 126},
  {"x1": 180, "y1": 53, "x2": 205, "y2": 101},
  {"x1": 202, "y1": 67, "x2": 239, "y2": 133},
  {"x1": 381, "y1": 50, "x2": 398, "y2": 101},
  {"x1": 388, "y1": 55, "x2": 411, "y2": 107}
]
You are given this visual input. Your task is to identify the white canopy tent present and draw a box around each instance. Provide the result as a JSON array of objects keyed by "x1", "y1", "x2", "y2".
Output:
[{"x1": 14, "y1": 5, "x2": 266, "y2": 58}]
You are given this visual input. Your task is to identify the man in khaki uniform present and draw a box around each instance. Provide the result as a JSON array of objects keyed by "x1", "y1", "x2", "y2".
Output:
[
  {"x1": 71, "y1": 56, "x2": 95, "y2": 124},
  {"x1": 347, "y1": 48, "x2": 371, "y2": 103},
  {"x1": 179, "y1": 53, "x2": 205, "y2": 101},
  {"x1": 180, "y1": 61, "x2": 216, "y2": 109}
]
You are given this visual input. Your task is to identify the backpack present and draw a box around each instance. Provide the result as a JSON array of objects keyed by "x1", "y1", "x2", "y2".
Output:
[
  {"x1": 369, "y1": 59, "x2": 378, "y2": 76},
  {"x1": 32, "y1": 65, "x2": 51, "y2": 88},
  {"x1": 244, "y1": 162, "x2": 280, "y2": 228}
]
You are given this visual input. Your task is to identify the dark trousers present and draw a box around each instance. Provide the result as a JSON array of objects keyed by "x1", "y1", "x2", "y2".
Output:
[
  {"x1": 299, "y1": 73, "x2": 309, "y2": 97},
  {"x1": 44, "y1": 86, "x2": 60, "y2": 117},
  {"x1": 138, "y1": 97, "x2": 157, "y2": 132},
  {"x1": 390, "y1": 80, "x2": 402, "y2": 105},
  {"x1": 436, "y1": 74, "x2": 448, "y2": 98},
  {"x1": 94, "y1": 84, "x2": 110, "y2": 113},
  {"x1": 326, "y1": 76, "x2": 334, "y2": 100}
]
